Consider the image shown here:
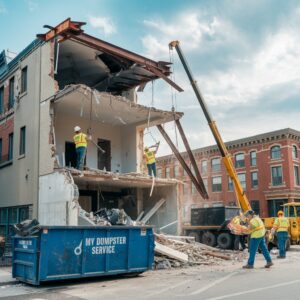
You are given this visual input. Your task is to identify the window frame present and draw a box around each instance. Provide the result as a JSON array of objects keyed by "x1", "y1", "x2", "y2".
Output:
[
  {"x1": 271, "y1": 165, "x2": 283, "y2": 186},
  {"x1": 294, "y1": 165, "x2": 300, "y2": 186},
  {"x1": 237, "y1": 172, "x2": 246, "y2": 190},
  {"x1": 211, "y1": 157, "x2": 221, "y2": 172},
  {"x1": 212, "y1": 176, "x2": 222, "y2": 192},
  {"x1": 251, "y1": 171, "x2": 258, "y2": 189},
  {"x1": 8, "y1": 132, "x2": 14, "y2": 161},
  {"x1": 270, "y1": 145, "x2": 281, "y2": 160},
  {"x1": 8, "y1": 76, "x2": 14, "y2": 110},
  {"x1": 235, "y1": 152, "x2": 245, "y2": 168},
  {"x1": 21, "y1": 66, "x2": 28, "y2": 94},
  {"x1": 0, "y1": 86, "x2": 4, "y2": 114},
  {"x1": 19, "y1": 126, "x2": 26, "y2": 156},
  {"x1": 292, "y1": 145, "x2": 298, "y2": 159},
  {"x1": 201, "y1": 160, "x2": 207, "y2": 175},
  {"x1": 250, "y1": 151, "x2": 257, "y2": 166}
]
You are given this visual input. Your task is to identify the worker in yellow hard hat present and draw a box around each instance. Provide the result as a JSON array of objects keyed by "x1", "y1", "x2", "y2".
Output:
[
  {"x1": 73, "y1": 126, "x2": 89, "y2": 170},
  {"x1": 144, "y1": 142, "x2": 160, "y2": 177},
  {"x1": 243, "y1": 210, "x2": 273, "y2": 269},
  {"x1": 272, "y1": 210, "x2": 290, "y2": 259}
]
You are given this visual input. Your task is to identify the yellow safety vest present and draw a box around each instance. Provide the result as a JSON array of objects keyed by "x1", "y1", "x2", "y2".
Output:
[
  {"x1": 249, "y1": 216, "x2": 265, "y2": 238},
  {"x1": 273, "y1": 217, "x2": 289, "y2": 232},
  {"x1": 73, "y1": 133, "x2": 87, "y2": 148},
  {"x1": 145, "y1": 151, "x2": 156, "y2": 165}
]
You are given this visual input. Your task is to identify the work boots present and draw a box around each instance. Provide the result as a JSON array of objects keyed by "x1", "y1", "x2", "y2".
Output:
[
  {"x1": 242, "y1": 264, "x2": 254, "y2": 269},
  {"x1": 265, "y1": 261, "x2": 274, "y2": 268}
]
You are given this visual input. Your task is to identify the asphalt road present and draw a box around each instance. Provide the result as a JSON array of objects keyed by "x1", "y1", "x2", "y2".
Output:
[{"x1": 1, "y1": 246, "x2": 300, "y2": 300}]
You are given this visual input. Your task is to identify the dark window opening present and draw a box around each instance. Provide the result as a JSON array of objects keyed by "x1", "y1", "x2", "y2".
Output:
[
  {"x1": 272, "y1": 166, "x2": 283, "y2": 186},
  {"x1": 251, "y1": 172, "x2": 258, "y2": 188},
  {"x1": 19, "y1": 126, "x2": 26, "y2": 156},
  {"x1": 212, "y1": 176, "x2": 222, "y2": 192},
  {"x1": 8, "y1": 133, "x2": 13, "y2": 161},
  {"x1": 235, "y1": 153, "x2": 245, "y2": 168},
  {"x1": 8, "y1": 77, "x2": 14, "y2": 110},
  {"x1": 21, "y1": 66, "x2": 27, "y2": 94},
  {"x1": 268, "y1": 199, "x2": 287, "y2": 217},
  {"x1": 0, "y1": 86, "x2": 3, "y2": 114},
  {"x1": 270, "y1": 146, "x2": 281, "y2": 159},
  {"x1": 65, "y1": 141, "x2": 77, "y2": 168},
  {"x1": 251, "y1": 200, "x2": 260, "y2": 215},
  {"x1": 250, "y1": 151, "x2": 257, "y2": 166},
  {"x1": 98, "y1": 139, "x2": 111, "y2": 171}
]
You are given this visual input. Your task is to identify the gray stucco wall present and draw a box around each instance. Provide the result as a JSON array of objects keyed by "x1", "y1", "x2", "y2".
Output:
[{"x1": 0, "y1": 42, "x2": 57, "y2": 219}]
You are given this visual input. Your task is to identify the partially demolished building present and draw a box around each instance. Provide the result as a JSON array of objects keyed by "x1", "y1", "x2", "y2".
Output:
[{"x1": 0, "y1": 19, "x2": 185, "y2": 239}]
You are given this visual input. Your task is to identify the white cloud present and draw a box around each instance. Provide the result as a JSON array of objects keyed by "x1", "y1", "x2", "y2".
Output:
[
  {"x1": 0, "y1": 2, "x2": 7, "y2": 14},
  {"x1": 142, "y1": 12, "x2": 243, "y2": 60},
  {"x1": 88, "y1": 16, "x2": 116, "y2": 36},
  {"x1": 26, "y1": 0, "x2": 38, "y2": 12}
]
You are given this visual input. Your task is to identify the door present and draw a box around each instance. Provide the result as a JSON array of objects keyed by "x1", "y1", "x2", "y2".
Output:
[
  {"x1": 65, "y1": 141, "x2": 76, "y2": 168},
  {"x1": 78, "y1": 190, "x2": 98, "y2": 212},
  {"x1": 97, "y1": 139, "x2": 111, "y2": 171}
]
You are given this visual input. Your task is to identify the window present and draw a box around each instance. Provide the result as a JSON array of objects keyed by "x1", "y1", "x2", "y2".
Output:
[
  {"x1": 201, "y1": 160, "x2": 207, "y2": 175},
  {"x1": 250, "y1": 151, "x2": 257, "y2": 166},
  {"x1": 268, "y1": 199, "x2": 287, "y2": 217},
  {"x1": 0, "y1": 138, "x2": 2, "y2": 163},
  {"x1": 271, "y1": 166, "x2": 283, "y2": 186},
  {"x1": 270, "y1": 145, "x2": 281, "y2": 159},
  {"x1": 228, "y1": 176, "x2": 233, "y2": 191},
  {"x1": 251, "y1": 172, "x2": 258, "y2": 188},
  {"x1": 235, "y1": 153, "x2": 245, "y2": 168},
  {"x1": 0, "y1": 86, "x2": 3, "y2": 114},
  {"x1": 8, "y1": 133, "x2": 13, "y2": 161},
  {"x1": 238, "y1": 173, "x2": 246, "y2": 190},
  {"x1": 19, "y1": 126, "x2": 26, "y2": 156},
  {"x1": 165, "y1": 167, "x2": 170, "y2": 178},
  {"x1": 292, "y1": 145, "x2": 298, "y2": 159},
  {"x1": 212, "y1": 176, "x2": 222, "y2": 192},
  {"x1": 192, "y1": 183, "x2": 197, "y2": 194},
  {"x1": 251, "y1": 200, "x2": 260, "y2": 215},
  {"x1": 157, "y1": 168, "x2": 162, "y2": 178},
  {"x1": 203, "y1": 178, "x2": 208, "y2": 192},
  {"x1": 8, "y1": 77, "x2": 14, "y2": 109},
  {"x1": 294, "y1": 166, "x2": 300, "y2": 186},
  {"x1": 183, "y1": 183, "x2": 190, "y2": 195},
  {"x1": 211, "y1": 157, "x2": 221, "y2": 172},
  {"x1": 21, "y1": 66, "x2": 27, "y2": 93},
  {"x1": 174, "y1": 165, "x2": 180, "y2": 177},
  {"x1": 0, "y1": 206, "x2": 31, "y2": 240}
]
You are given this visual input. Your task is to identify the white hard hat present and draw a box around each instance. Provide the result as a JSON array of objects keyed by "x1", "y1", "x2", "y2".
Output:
[{"x1": 74, "y1": 126, "x2": 81, "y2": 132}]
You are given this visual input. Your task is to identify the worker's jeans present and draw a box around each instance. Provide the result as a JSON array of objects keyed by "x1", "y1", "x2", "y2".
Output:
[
  {"x1": 248, "y1": 237, "x2": 272, "y2": 266},
  {"x1": 76, "y1": 146, "x2": 87, "y2": 170},
  {"x1": 147, "y1": 162, "x2": 156, "y2": 177},
  {"x1": 277, "y1": 231, "x2": 288, "y2": 257}
]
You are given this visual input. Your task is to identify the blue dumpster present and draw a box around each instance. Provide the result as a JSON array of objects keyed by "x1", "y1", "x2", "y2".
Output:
[{"x1": 12, "y1": 226, "x2": 154, "y2": 285}]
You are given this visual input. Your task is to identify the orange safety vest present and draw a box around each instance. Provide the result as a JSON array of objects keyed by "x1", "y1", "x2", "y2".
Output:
[
  {"x1": 273, "y1": 217, "x2": 289, "y2": 232},
  {"x1": 73, "y1": 133, "x2": 87, "y2": 148},
  {"x1": 145, "y1": 151, "x2": 156, "y2": 165}
]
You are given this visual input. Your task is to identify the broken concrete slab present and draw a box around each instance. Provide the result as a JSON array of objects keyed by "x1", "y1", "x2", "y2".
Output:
[{"x1": 155, "y1": 241, "x2": 189, "y2": 263}]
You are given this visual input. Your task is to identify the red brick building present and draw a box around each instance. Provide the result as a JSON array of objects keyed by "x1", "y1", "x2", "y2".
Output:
[{"x1": 157, "y1": 128, "x2": 300, "y2": 222}]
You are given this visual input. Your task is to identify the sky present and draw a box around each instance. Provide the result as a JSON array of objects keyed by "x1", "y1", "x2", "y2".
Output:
[{"x1": 1, "y1": 0, "x2": 300, "y2": 156}]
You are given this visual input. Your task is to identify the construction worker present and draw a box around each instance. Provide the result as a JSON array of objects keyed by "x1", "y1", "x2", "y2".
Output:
[
  {"x1": 73, "y1": 126, "x2": 89, "y2": 171},
  {"x1": 233, "y1": 213, "x2": 247, "y2": 251},
  {"x1": 144, "y1": 142, "x2": 160, "y2": 177},
  {"x1": 272, "y1": 210, "x2": 289, "y2": 259},
  {"x1": 243, "y1": 210, "x2": 273, "y2": 269}
]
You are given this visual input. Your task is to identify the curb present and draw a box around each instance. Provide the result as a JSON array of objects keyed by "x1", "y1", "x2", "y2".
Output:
[{"x1": 0, "y1": 280, "x2": 19, "y2": 286}]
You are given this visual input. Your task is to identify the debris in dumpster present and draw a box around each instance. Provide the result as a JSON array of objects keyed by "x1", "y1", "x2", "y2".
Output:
[
  {"x1": 94, "y1": 208, "x2": 134, "y2": 225},
  {"x1": 12, "y1": 219, "x2": 41, "y2": 236}
]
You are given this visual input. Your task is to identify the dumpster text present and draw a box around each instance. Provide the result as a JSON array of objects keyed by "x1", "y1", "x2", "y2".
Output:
[{"x1": 85, "y1": 237, "x2": 127, "y2": 255}]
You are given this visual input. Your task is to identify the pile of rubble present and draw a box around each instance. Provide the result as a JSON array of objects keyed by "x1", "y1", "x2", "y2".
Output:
[{"x1": 154, "y1": 234, "x2": 243, "y2": 269}]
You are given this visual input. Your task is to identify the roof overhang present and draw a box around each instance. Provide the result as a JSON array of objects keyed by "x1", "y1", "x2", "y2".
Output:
[{"x1": 51, "y1": 84, "x2": 183, "y2": 128}]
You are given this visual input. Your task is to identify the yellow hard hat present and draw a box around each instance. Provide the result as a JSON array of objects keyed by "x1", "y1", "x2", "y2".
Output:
[{"x1": 277, "y1": 210, "x2": 284, "y2": 216}]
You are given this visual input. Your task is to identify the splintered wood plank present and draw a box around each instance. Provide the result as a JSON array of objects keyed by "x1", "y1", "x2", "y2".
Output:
[{"x1": 155, "y1": 241, "x2": 189, "y2": 263}]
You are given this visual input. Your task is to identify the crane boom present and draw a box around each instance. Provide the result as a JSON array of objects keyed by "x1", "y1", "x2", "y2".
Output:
[{"x1": 169, "y1": 40, "x2": 251, "y2": 213}]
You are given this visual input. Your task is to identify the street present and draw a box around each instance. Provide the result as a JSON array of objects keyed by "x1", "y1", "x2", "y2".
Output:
[{"x1": 1, "y1": 246, "x2": 300, "y2": 300}]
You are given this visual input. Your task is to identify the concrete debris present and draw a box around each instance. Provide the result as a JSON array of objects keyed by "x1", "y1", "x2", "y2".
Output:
[{"x1": 154, "y1": 234, "x2": 235, "y2": 269}]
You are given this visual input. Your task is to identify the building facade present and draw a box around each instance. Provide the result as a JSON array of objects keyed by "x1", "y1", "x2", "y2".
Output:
[
  {"x1": 157, "y1": 128, "x2": 300, "y2": 223},
  {"x1": 0, "y1": 19, "x2": 184, "y2": 240}
]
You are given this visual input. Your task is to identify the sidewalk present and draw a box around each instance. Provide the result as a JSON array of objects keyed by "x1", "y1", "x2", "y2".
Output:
[{"x1": 0, "y1": 267, "x2": 18, "y2": 285}]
